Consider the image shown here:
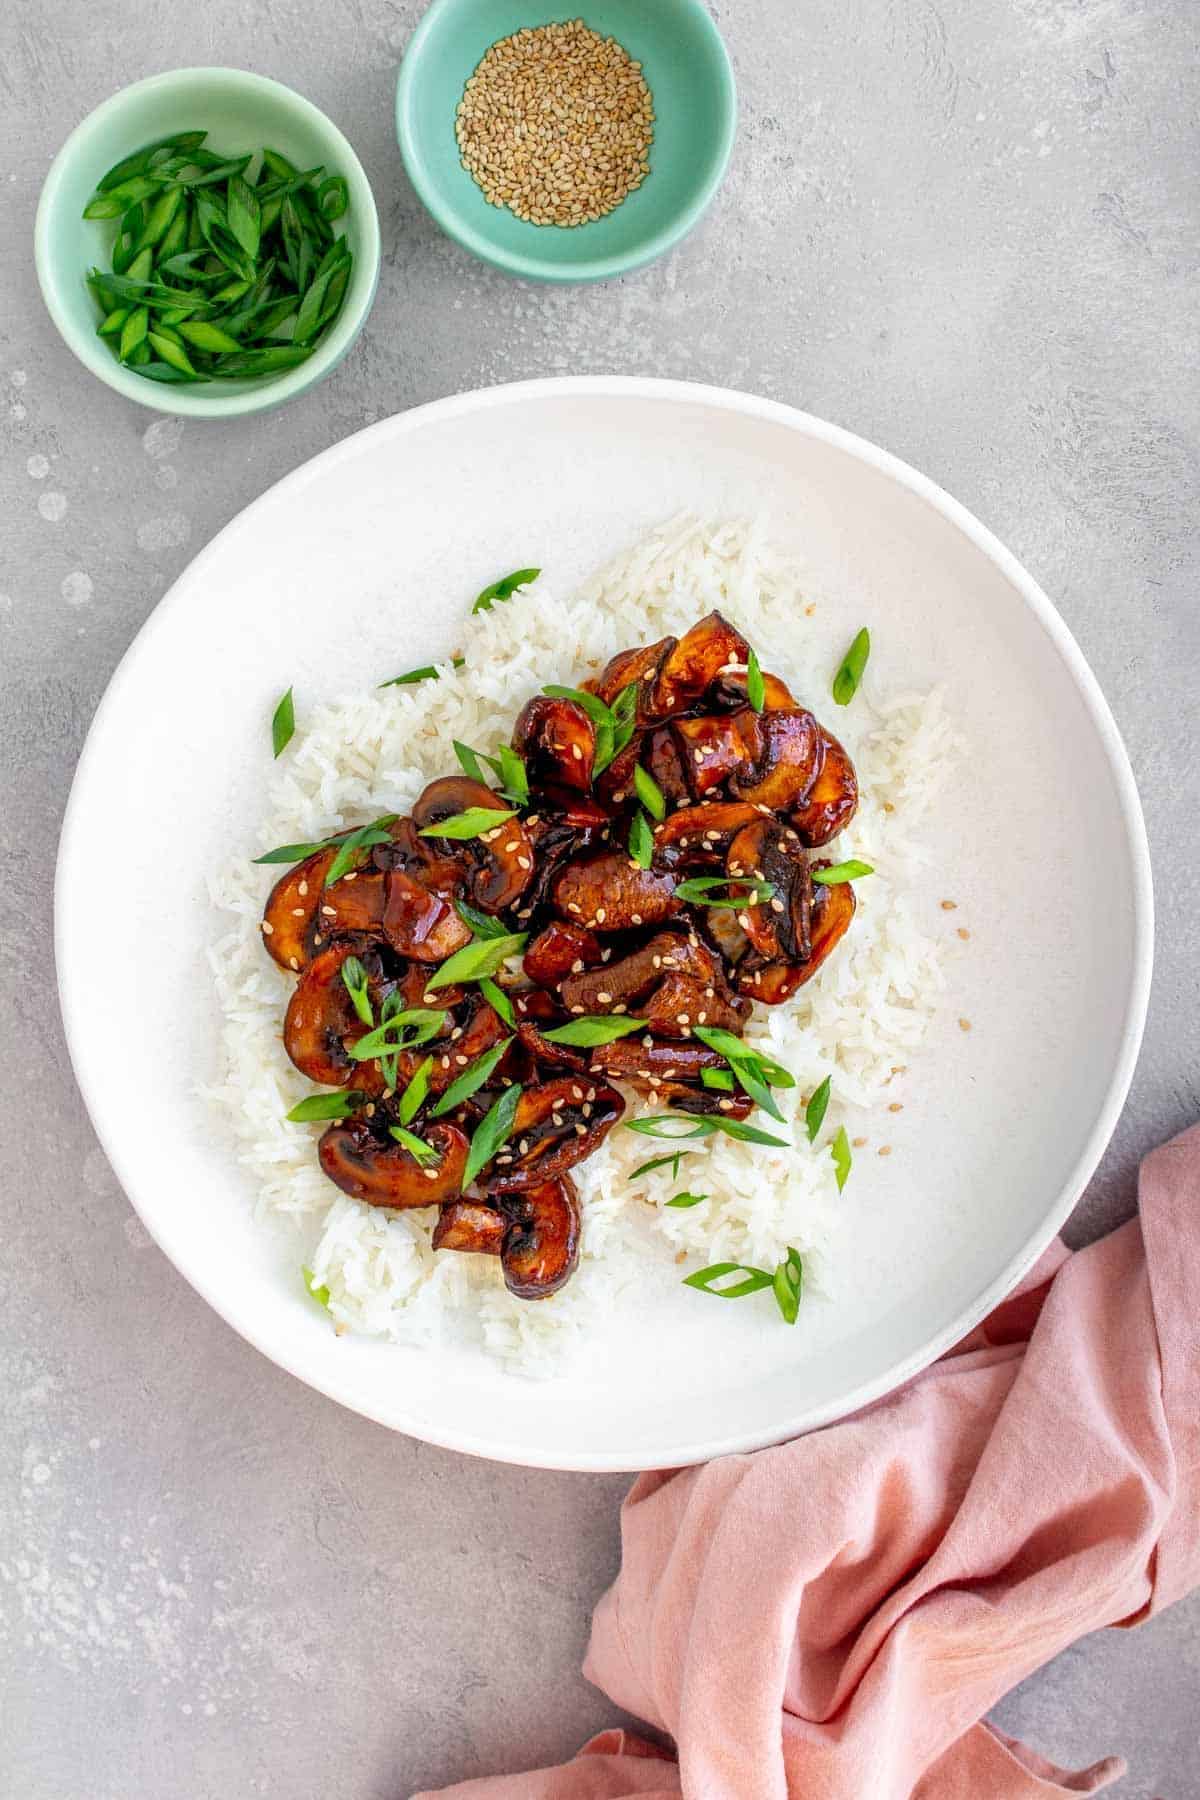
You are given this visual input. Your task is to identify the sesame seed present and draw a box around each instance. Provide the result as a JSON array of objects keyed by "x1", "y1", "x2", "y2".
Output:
[
  {"x1": 423, "y1": 1167, "x2": 439, "y2": 1181},
  {"x1": 364, "y1": 1104, "x2": 375, "y2": 1118},
  {"x1": 320, "y1": 905, "x2": 336, "y2": 916},
  {"x1": 676, "y1": 1013, "x2": 690, "y2": 1025},
  {"x1": 261, "y1": 920, "x2": 274, "y2": 935},
  {"x1": 596, "y1": 908, "x2": 606, "y2": 923},
  {"x1": 941, "y1": 899, "x2": 957, "y2": 911},
  {"x1": 630, "y1": 912, "x2": 642, "y2": 925},
  {"x1": 596, "y1": 990, "x2": 612, "y2": 1004},
  {"x1": 519, "y1": 1138, "x2": 530, "y2": 1154},
  {"x1": 292, "y1": 907, "x2": 306, "y2": 918},
  {"x1": 853, "y1": 1135, "x2": 868, "y2": 1147},
  {"x1": 450, "y1": 1026, "x2": 463, "y2": 1040},
  {"x1": 770, "y1": 897, "x2": 784, "y2": 914},
  {"x1": 878, "y1": 1146, "x2": 892, "y2": 1157},
  {"x1": 571, "y1": 743, "x2": 584, "y2": 760},
  {"x1": 455, "y1": 1054, "x2": 469, "y2": 1065},
  {"x1": 344, "y1": 871, "x2": 358, "y2": 882},
  {"x1": 297, "y1": 880, "x2": 308, "y2": 897},
  {"x1": 552, "y1": 1112, "x2": 564, "y2": 1126},
  {"x1": 697, "y1": 1011, "x2": 707, "y2": 1023},
  {"x1": 313, "y1": 934, "x2": 324, "y2": 947},
  {"x1": 959, "y1": 1017, "x2": 972, "y2": 1032},
  {"x1": 642, "y1": 1034, "x2": 654, "y2": 1048},
  {"x1": 571, "y1": 959, "x2": 584, "y2": 974},
  {"x1": 957, "y1": 927, "x2": 971, "y2": 940},
  {"x1": 289, "y1": 957, "x2": 300, "y2": 970},
  {"x1": 517, "y1": 855, "x2": 532, "y2": 870},
  {"x1": 718, "y1": 1098, "x2": 734, "y2": 1110},
  {"x1": 567, "y1": 901, "x2": 582, "y2": 914}
]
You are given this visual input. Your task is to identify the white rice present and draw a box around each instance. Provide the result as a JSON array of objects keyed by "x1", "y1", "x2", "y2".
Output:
[{"x1": 206, "y1": 515, "x2": 958, "y2": 1375}]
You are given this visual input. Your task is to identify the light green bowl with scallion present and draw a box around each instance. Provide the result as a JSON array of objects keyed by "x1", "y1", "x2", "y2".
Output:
[{"x1": 35, "y1": 68, "x2": 381, "y2": 417}]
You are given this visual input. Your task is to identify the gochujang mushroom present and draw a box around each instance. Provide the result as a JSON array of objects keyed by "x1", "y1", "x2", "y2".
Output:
[{"x1": 263, "y1": 608, "x2": 866, "y2": 1303}]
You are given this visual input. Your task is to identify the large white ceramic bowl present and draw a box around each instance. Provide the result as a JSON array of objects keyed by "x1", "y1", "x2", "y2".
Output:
[{"x1": 56, "y1": 378, "x2": 1152, "y2": 1470}]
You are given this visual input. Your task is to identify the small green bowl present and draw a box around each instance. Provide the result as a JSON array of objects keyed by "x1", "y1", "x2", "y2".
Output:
[
  {"x1": 396, "y1": 0, "x2": 736, "y2": 283},
  {"x1": 35, "y1": 68, "x2": 381, "y2": 418}
]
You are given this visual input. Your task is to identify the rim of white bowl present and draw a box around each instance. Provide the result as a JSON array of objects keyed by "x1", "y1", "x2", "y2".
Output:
[
  {"x1": 34, "y1": 66, "x2": 381, "y2": 418},
  {"x1": 55, "y1": 377, "x2": 1154, "y2": 1468}
]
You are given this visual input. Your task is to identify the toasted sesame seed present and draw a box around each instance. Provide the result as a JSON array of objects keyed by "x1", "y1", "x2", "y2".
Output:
[
  {"x1": 630, "y1": 912, "x2": 642, "y2": 925},
  {"x1": 853, "y1": 1135, "x2": 868, "y2": 1147},
  {"x1": 697, "y1": 1010, "x2": 707, "y2": 1023},
  {"x1": 883, "y1": 801, "x2": 895, "y2": 813},
  {"x1": 718, "y1": 1098, "x2": 734, "y2": 1111},
  {"x1": 957, "y1": 927, "x2": 971, "y2": 940},
  {"x1": 959, "y1": 1017, "x2": 972, "y2": 1031},
  {"x1": 517, "y1": 855, "x2": 532, "y2": 870},
  {"x1": 596, "y1": 990, "x2": 612, "y2": 1004},
  {"x1": 642, "y1": 1034, "x2": 653, "y2": 1048},
  {"x1": 289, "y1": 956, "x2": 300, "y2": 970},
  {"x1": 571, "y1": 959, "x2": 584, "y2": 974},
  {"x1": 878, "y1": 1146, "x2": 892, "y2": 1157},
  {"x1": 575, "y1": 1123, "x2": 587, "y2": 1136},
  {"x1": 297, "y1": 880, "x2": 308, "y2": 897},
  {"x1": 292, "y1": 907, "x2": 306, "y2": 917},
  {"x1": 313, "y1": 934, "x2": 324, "y2": 947},
  {"x1": 595, "y1": 908, "x2": 607, "y2": 923},
  {"x1": 320, "y1": 905, "x2": 336, "y2": 916},
  {"x1": 364, "y1": 1104, "x2": 375, "y2": 1118},
  {"x1": 423, "y1": 1167, "x2": 440, "y2": 1181},
  {"x1": 525, "y1": 815, "x2": 540, "y2": 828},
  {"x1": 344, "y1": 870, "x2": 358, "y2": 882},
  {"x1": 552, "y1": 1112, "x2": 564, "y2": 1126},
  {"x1": 675, "y1": 1249, "x2": 687, "y2": 1264},
  {"x1": 941, "y1": 899, "x2": 958, "y2": 911},
  {"x1": 261, "y1": 920, "x2": 274, "y2": 935},
  {"x1": 567, "y1": 901, "x2": 581, "y2": 914},
  {"x1": 676, "y1": 1012, "x2": 690, "y2": 1025},
  {"x1": 571, "y1": 743, "x2": 584, "y2": 760},
  {"x1": 570, "y1": 1004, "x2": 585, "y2": 1014}
]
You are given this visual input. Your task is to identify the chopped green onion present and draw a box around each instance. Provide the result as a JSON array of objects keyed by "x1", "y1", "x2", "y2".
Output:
[
  {"x1": 772, "y1": 1247, "x2": 804, "y2": 1324},
  {"x1": 623, "y1": 1114, "x2": 789, "y2": 1149},
  {"x1": 479, "y1": 977, "x2": 517, "y2": 1029},
  {"x1": 609, "y1": 682, "x2": 639, "y2": 761},
  {"x1": 463, "y1": 1082, "x2": 523, "y2": 1187},
  {"x1": 683, "y1": 1262, "x2": 774, "y2": 1298},
  {"x1": 746, "y1": 647, "x2": 766, "y2": 712},
  {"x1": 324, "y1": 820, "x2": 398, "y2": 888},
  {"x1": 454, "y1": 899, "x2": 511, "y2": 940},
  {"x1": 692, "y1": 1024, "x2": 788, "y2": 1122},
  {"x1": 286, "y1": 1090, "x2": 364, "y2": 1122},
  {"x1": 379, "y1": 657, "x2": 464, "y2": 688},
  {"x1": 425, "y1": 932, "x2": 527, "y2": 991},
  {"x1": 541, "y1": 1015, "x2": 647, "y2": 1047},
  {"x1": 302, "y1": 1265, "x2": 331, "y2": 1308},
  {"x1": 629, "y1": 1151, "x2": 688, "y2": 1181},
  {"x1": 673, "y1": 875, "x2": 775, "y2": 908},
  {"x1": 388, "y1": 1125, "x2": 440, "y2": 1165},
  {"x1": 496, "y1": 745, "x2": 530, "y2": 806},
  {"x1": 830, "y1": 1124, "x2": 852, "y2": 1191},
  {"x1": 418, "y1": 806, "x2": 518, "y2": 841},
  {"x1": 396, "y1": 1055, "x2": 434, "y2": 1126},
  {"x1": 666, "y1": 1191, "x2": 708, "y2": 1209},
  {"x1": 430, "y1": 1037, "x2": 514, "y2": 1117},
  {"x1": 473, "y1": 568, "x2": 540, "y2": 613},
  {"x1": 340, "y1": 955, "x2": 373, "y2": 1027},
  {"x1": 452, "y1": 740, "x2": 490, "y2": 785},
  {"x1": 271, "y1": 686, "x2": 295, "y2": 758},
  {"x1": 633, "y1": 764, "x2": 665, "y2": 820},
  {"x1": 812, "y1": 861, "x2": 874, "y2": 885},
  {"x1": 252, "y1": 816, "x2": 397, "y2": 868},
  {"x1": 833, "y1": 628, "x2": 871, "y2": 706},
  {"x1": 805, "y1": 1075, "x2": 832, "y2": 1142},
  {"x1": 700, "y1": 1067, "x2": 736, "y2": 1092},
  {"x1": 346, "y1": 1009, "x2": 448, "y2": 1060},
  {"x1": 628, "y1": 810, "x2": 654, "y2": 870}
]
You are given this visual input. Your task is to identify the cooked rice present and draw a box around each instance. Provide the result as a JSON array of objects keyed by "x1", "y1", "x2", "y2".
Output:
[{"x1": 206, "y1": 516, "x2": 958, "y2": 1375}]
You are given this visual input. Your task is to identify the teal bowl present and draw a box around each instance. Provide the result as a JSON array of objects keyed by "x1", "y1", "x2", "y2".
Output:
[
  {"x1": 396, "y1": 0, "x2": 736, "y2": 282},
  {"x1": 35, "y1": 68, "x2": 381, "y2": 418}
]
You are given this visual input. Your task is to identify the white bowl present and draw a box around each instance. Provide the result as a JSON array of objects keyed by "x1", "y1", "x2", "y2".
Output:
[{"x1": 56, "y1": 378, "x2": 1152, "y2": 1469}]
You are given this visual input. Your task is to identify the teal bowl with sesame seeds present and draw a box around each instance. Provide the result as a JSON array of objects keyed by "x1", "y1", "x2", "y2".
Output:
[
  {"x1": 35, "y1": 68, "x2": 381, "y2": 418},
  {"x1": 396, "y1": 0, "x2": 737, "y2": 283}
]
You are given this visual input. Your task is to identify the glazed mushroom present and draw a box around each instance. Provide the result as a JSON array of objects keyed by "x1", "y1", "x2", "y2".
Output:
[
  {"x1": 586, "y1": 635, "x2": 676, "y2": 713},
  {"x1": 432, "y1": 1200, "x2": 506, "y2": 1256},
  {"x1": 590, "y1": 1037, "x2": 756, "y2": 1118},
  {"x1": 559, "y1": 927, "x2": 739, "y2": 1018},
  {"x1": 314, "y1": 869, "x2": 387, "y2": 942},
  {"x1": 653, "y1": 801, "x2": 762, "y2": 866},
  {"x1": 486, "y1": 1076, "x2": 625, "y2": 1193},
  {"x1": 411, "y1": 776, "x2": 535, "y2": 911},
  {"x1": 498, "y1": 1175, "x2": 581, "y2": 1298},
  {"x1": 729, "y1": 708, "x2": 823, "y2": 814},
  {"x1": 383, "y1": 868, "x2": 472, "y2": 963},
  {"x1": 736, "y1": 870, "x2": 856, "y2": 1003},
  {"x1": 523, "y1": 919, "x2": 605, "y2": 989},
  {"x1": 318, "y1": 1118, "x2": 470, "y2": 1207},
  {"x1": 648, "y1": 611, "x2": 751, "y2": 717},
  {"x1": 553, "y1": 851, "x2": 680, "y2": 932},
  {"x1": 261, "y1": 845, "x2": 338, "y2": 973},
  {"x1": 672, "y1": 710, "x2": 761, "y2": 797},
  {"x1": 726, "y1": 818, "x2": 812, "y2": 964},
  {"x1": 789, "y1": 726, "x2": 859, "y2": 846},
  {"x1": 284, "y1": 942, "x2": 390, "y2": 1089},
  {"x1": 512, "y1": 695, "x2": 596, "y2": 793}
]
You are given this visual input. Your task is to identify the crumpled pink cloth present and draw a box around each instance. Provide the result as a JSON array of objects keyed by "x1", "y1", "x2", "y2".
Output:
[{"x1": 419, "y1": 1125, "x2": 1200, "y2": 1799}]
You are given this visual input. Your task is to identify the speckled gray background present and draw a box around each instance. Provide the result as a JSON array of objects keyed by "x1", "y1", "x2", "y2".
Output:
[{"x1": 2, "y1": 2, "x2": 1198, "y2": 1794}]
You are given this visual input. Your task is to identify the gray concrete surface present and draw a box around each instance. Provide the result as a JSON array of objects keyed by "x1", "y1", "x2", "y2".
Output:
[{"x1": 2, "y1": 2, "x2": 1198, "y2": 1794}]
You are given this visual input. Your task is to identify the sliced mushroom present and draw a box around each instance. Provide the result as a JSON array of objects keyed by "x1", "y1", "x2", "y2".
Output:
[
  {"x1": 553, "y1": 852, "x2": 680, "y2": 932},
  {"x1": 790, "y1": 727, "x2": 859, "y2": 846},
  {"x1": 261, "y1": 845, "x2": 337, "y2": 972},
  {"x1": 729, "y1": 708, "x2": 823, "y2": 813},
  {"x1": 408, "y1": 993, "x2": 512, "y2": 1095},
  {"x1": 586, "y1": 636, "x2": 676, "y2": 714},
  {"x1": 513, "y1": 988, "x2": 591, "y2": 1074},
  {"x1": 560, "y1": 927, "x2": 735, "y2": 1016},
  {"x1": 318, "y1": 1118, "x2": 469, "y2": 1207},
  {"x1": 644, "y1": 726, "x2": 693, "y2": 806},
  {"x1": 591, "y1": 1035, "x2": 757, "y2": 1117},
  {"x1": 510, "y1": 808, "x2": 607, "y2": 925},
  {"x1": 653, "y1": 800, "x2": 762, "y2": 865},
  {"x1": 314, "y1": 869, "x2": 387, "y2": 941},
  {"x1": 411, "y1": 776, "x2": 535, "y2": 911},
  {"x1": 512, "y1": 695, "x2": 596, "y2": 793},
  {"x1": 523, "y1": 919, "x2": 605, "y2": 989},
  {"x1": 735, "y1": 872, "x2": 856, "y2": 1003},
  {"x1": 642, "y1": 971, "x2": 745, "y2": 1038},
  {"x1": 672, "y1": 710, "x2": 761, "y2": 796},
  {"x1": 499, "y1": 1175, "x2": 581, "y2": 1298},
  {"x1": 383, "y1": 869, "x2": 472, "y2": 963},
  {"x1": 284, "y1": 942, "x2": 389, "y2": 1089},
  {"x1": 711, "y1": 665, "x2": 796, "y2": 712},
  {"x1": 432, "y1": 1199, "x2": 506, "y2": 1255},
  {"x1": 649, "y1": 611, "x2": 752, "y2": 717},
  {"x1": 726, "y1": 819, "x2": 812, "y2": 963},
  {"x1": 485, "y1": 1077, "x2": 624, "y2": 1193}
]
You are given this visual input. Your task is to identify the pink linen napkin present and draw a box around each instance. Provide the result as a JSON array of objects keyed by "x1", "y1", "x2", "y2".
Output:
[{"x1": 418, "y1": 1124, "x2": 1200, "y2": 1800}]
